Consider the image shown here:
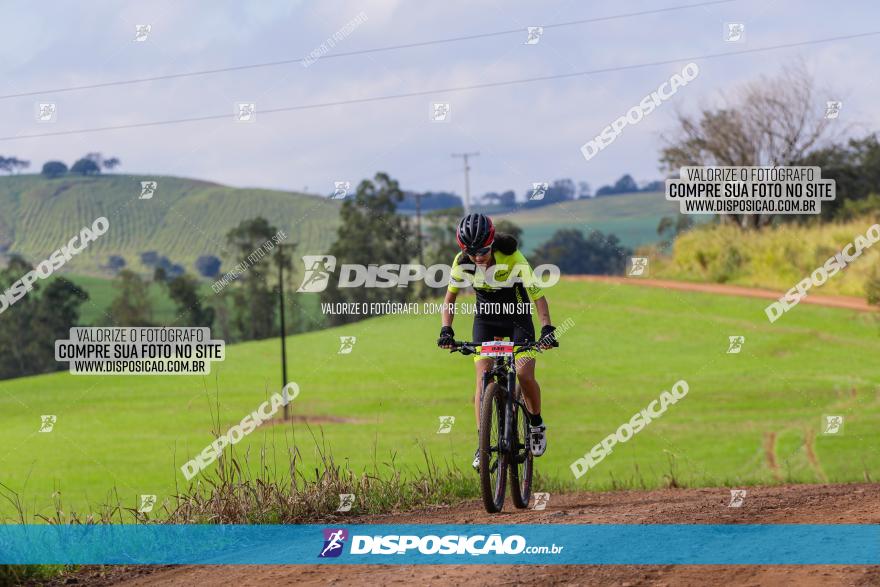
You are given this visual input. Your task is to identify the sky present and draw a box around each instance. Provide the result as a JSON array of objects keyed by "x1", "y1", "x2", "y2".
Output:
[{"x1": 1, "y1": 0, "x2": 878, "y2": 200}]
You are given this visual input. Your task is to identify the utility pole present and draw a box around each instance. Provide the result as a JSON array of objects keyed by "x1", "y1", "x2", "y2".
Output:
[
  {"x1": 276, "y1": 243, "x2": 296, "y2": 420},
  {"x1": 452, "y1": 152, "x2": 479, "y2": 215},
  {"x1": 414, "y1": 192, "x2": 424, "y2": 266}
]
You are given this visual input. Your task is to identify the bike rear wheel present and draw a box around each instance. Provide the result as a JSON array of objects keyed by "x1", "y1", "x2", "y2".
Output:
[
  {"x1": 479, "y1": 380, "x2": 507, "y2": 513},
  {"x1": 509, "y1": 395, "x2": 533, "y2": 509}
]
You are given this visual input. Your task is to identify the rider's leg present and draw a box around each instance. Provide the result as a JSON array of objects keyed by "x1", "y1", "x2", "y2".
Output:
[
  {"x1": 517, "y1": 357, "x2": 541, "y2": 419},
  {"x1": 511, "y1": 317, "x2": 540, "y2": 423},
  {"x1": 517, "y1": 356, "x2": 547, "y2": 456}
]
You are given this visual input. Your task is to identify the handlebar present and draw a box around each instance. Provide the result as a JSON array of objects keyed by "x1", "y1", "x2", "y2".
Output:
[{"x1": 445, "y1": 340, "x2": 549, "y2": 356}]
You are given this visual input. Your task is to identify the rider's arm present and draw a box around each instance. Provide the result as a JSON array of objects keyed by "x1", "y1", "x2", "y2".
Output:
[
  {"x1": 439, "y1": 254, "x2": 463, "y2": 346},
  {"x1": 534, "y1": 296, "x2": 551, "y2": 328},
  {"x1": 509, "y1": 250, "x2": 554, "y2": 338},
  {"x1": 444, "y1": 252, "x2": 467, "y2": 328},
  {"x1": 441, "y1": 289, "x2": 457, "y2": 328}
]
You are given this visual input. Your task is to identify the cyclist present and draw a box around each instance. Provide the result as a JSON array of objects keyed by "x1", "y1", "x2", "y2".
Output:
[{"x1": 437, "y1": 213, "x2": 558, "y2": 470}]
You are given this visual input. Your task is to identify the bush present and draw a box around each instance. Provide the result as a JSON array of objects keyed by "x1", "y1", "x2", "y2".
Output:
[
  {"x1": 195, "y1": 255, "x2": 222, "y2": 278},
  {"x1": 531, "y1": 229, "x2": 630, "y2": 275},
  {"x1": 140, "y1": 251, "x2": 159, "y2": 266},
  {"x1": 106, "y1": 255, "x2": 126, "y2": 273},
  {"x1": 41, "y1": 161, "x2": 68, "y2": 178},
  {"x1": 659, "y1": 217, "x2": 880, "y2": 296},
  {"x1": 70, "y1": 158, "x2": 100, "y2": 176},
  {"x1": 866, "y1": 265, "x2": 880, "y2": 307}
]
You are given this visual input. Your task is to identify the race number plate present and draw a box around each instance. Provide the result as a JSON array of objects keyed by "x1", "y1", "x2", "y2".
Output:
[{"x1": 480, "y1": 341, "x2": 515, "y2": 357}]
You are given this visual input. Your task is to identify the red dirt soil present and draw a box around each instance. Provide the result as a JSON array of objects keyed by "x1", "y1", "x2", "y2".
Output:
[
  {"x1": 563, "y1": 275, "x2": 877, "y2": 312},
  {"x1": 55, "y1": 483, "x2": 880, "y2": 586}
]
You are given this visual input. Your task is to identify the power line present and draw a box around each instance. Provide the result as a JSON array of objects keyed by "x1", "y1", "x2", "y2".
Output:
[
  {"x1": 0, "y1": 0, "x2": 738, "y2": 100},
  {"x1": 2, "y1": 30, "x2": 877, "y2": 143}
]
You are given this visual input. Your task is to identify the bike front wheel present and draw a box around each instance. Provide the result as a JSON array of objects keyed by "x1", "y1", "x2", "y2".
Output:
[
  {"x1": 509, "y1": 396, "x2": 533, "y2": 509},
  {"x1": 479, "y1": 380, "x2": 507, "y2": 513}
]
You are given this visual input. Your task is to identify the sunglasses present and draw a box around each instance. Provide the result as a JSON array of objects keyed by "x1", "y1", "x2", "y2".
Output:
[{"x1": 466, "y1": 245, "x2": 492, "y2": 256}]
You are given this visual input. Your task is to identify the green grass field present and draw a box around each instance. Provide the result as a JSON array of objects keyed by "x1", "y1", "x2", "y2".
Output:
[
  {"x1": 0, "y1": 279, "x2": 878, "y2": 520},
  {"x1": 48, "y1": 274, "x2": 211, "y2": 326},
  {"x1": 495, "y1": 192, "x2": 708, "y2": 253}
]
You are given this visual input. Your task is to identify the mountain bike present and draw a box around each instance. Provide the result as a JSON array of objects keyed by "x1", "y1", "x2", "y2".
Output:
[{"x1": 447, "y1": 339, "x2": 549, "y2": 513}]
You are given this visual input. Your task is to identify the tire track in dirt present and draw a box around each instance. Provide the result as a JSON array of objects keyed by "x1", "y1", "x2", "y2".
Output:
[
  {"x1": 764, "y1": 431, "x2": 782, "y2": 481},
  {"x1": 803, "y1": 428, "x2": 829, "y2": 482}
]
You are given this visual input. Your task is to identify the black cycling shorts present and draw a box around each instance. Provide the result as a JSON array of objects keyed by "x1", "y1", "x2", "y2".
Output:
[{"x1": 472, "y1": 317, "x2": 535, "y2": 345}]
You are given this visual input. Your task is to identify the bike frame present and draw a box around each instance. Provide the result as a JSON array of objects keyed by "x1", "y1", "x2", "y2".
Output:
[
  {"x1": 456, "y1": 340, "x2": 542, "y2": 454},
  {"x1": 482, "y1": 353, "x2": 517, "y2": 456}
]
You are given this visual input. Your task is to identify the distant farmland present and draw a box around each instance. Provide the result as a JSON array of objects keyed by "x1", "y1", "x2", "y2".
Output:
[
  {"x1": 0, "y1": 174, "x2": 340, "y2": 279},
  {"x1": 494, "y1": 191, "x2": 708, "y2": 253}
]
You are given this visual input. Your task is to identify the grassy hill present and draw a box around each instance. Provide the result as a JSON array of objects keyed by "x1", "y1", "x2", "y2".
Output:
[
  {"x1": 494, "y1": 191, "x2": 706, "y2": 253},
  {"x1": 0, "y1": 174, "x2": 340, "y2": 279},
  {"x1": 0, "y1": 279, "x2": 877, "y2": 519}
]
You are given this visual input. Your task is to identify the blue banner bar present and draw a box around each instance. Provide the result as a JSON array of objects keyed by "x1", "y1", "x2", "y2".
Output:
[{"x1": 0, "y1": 524, "x2": 877, "y2": 565}]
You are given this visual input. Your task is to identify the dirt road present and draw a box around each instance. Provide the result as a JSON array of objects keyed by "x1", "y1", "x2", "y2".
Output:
[
  {"x1": 563, "y1": 275, "x2": 877, "y2": 313},
  {"x1": 58, "y1": 483, "x2": 880, "y2": 587}
]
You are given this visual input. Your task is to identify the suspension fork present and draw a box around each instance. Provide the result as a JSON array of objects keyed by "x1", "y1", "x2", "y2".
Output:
[{"x1": 501, "y1": 357, "x2": 517, "y2": 454}]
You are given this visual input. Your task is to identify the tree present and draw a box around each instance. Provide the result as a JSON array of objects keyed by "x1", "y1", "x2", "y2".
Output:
[
  {"x1": 640, "y1": 180, "x2": 664, "y2": 192},
  {"x1": 660, "y1": 61, "x2": 839, "y2": 228},
  {"x1": 0, "y1": 257, "x2": 88, "y2": 379},
  {"x1": 105, "y1": 255, "x2": 126, "y2": 273},
  {"x1": 142, "y1": 253, "x2": 183, "y2": 279},
  {"x1": 320, "y1": 173, "x2": 415, "y2": 324},
  {"x1": 657, "y1": 214, "x2": 695, "y2": 248},
  {"x1": 0, "y1": 256, "x2": 42, "y2": 378},
  {"x1": 107, "y1": 270, "x2": 154, "y2": 326},
  {"x1": 596, "y1": 174, "x2": 639, "y2": 196},
  {"x1": 498, "y1": 190, "x2": 516, "y2": 208},
  {"x1": 102, "y1": 157, "x2": 121, "y2": 171},
  {"x1": 168, "y1": 263, "x2": 185, "y2": 279},
  {"x1": 796, "y1": 134, "x2": 880, "y2": 220},
  {"x1": 140, "y1": 251, "x2": 160, "y2": 267},
  {"x1": 550, "y1": 179, "x2": 576, "y2": 201},
  {"x1": 614, "y1": 174, "x2": 638, "y2": 193},
  {"x1": 397, "y1": 191, "x2": 463, "y2": 212},
  {"x1": 578, "y1": 181, "x2": 592, "y2": 199},
  {"x1": 41, "y1": 161, "x2": 68, "y2": 178},
  {"x1": 26, "y1": 277, "x2": 89, "y2": 374},
  {"x1": 70, "y1": 158, "x2": 101, "y2": 176},
  {"x1": 531, "y1": 229, "x2": 631, "y2": 275},
  {"x1": 225, "y1": 217, "x2": 288, "y2": 340},
  {"x1": 153, "y1": 266, "x2": 168, "y2": 284},
  {"x1": 0, "y1": 156, "x2": 30, "y2": 174},
  {"x1": 423, "y1": 208, "x2": 463, "y2": 268},
  {"x1": 483, "y1": 192, "x2": 501, "y2": 206},
  {"x1": 494, "y1": 219, "x2": 523, "y2": 245},
  {"x1": 164, "y1": 275, "x2": 214, "y2": 328},
  {"x1": 195, "y1": 255, "x2": 222, "y2": 278},
  {"x1": 482, "y1": 191, "x2": 516, "y2": 209}
]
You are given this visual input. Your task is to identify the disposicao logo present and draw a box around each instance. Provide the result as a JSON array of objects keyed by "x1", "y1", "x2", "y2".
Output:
[{"x1": 319, "y1": 528, "x2": 348, "y2": 558}]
